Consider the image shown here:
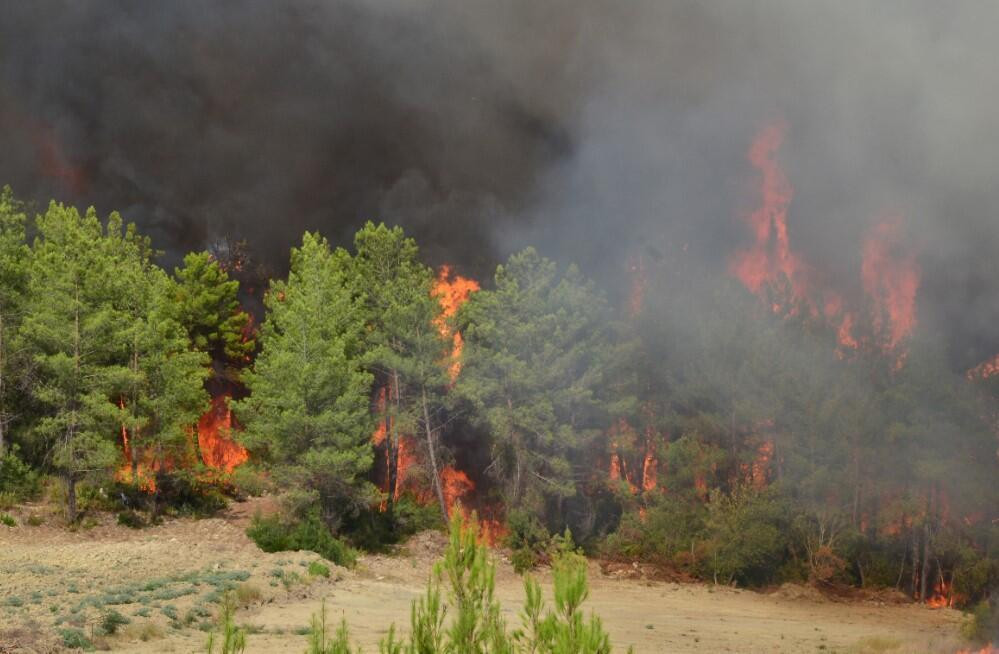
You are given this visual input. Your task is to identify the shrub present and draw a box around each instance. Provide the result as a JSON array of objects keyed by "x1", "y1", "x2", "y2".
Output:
[
  {"x1": 117, "y1": 510, "x2": 145, "y2": 529},
  {"x1": 229, "y1": 465, "x2": 270, "y2": 498},
  {"x1": 307, "y1": 561, "x2": 330, "y2": 578},
  {"x1": 155, "y1": 470, "x2": 228, "y2": 517},
  {"x1": 505, "y1": 509, "x2": 551, "y2": 573},
  {"x1": 25, "y1": 514, "x2": 43, "y2": 526},
  {"x1": 0, "y1": 447, "x2": 41, "y2": 500},
  {"x1": 100, "y1": 608, "x2": 130, "y2": 635},
  {"x1": 702, "y1": 486, "x2": 788, "y2": 586},
  {"x1": 339, "y1": 494, "x2": 443, "y2": 552},
  {"x1": 247, "y1": 514, "x2": 358, "y2": 568},
  {"x1": 0, "y1": 513, "x2": 16, "y2": 527},
  {"x1": 962, "y1": 599, "x2": 999, "y2": 645},
  {"x1": 59, "y1": 627, "x2": 94, "y2": 650}
]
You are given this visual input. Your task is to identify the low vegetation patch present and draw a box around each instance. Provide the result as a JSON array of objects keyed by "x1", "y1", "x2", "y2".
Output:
[{"x1": 247, "y1": 513, "x2": 358, "y2": 568}]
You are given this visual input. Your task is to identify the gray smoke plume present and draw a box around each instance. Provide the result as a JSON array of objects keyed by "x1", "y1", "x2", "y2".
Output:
[{"x1": 1, "y1": 1, "x2": 998, "y2": 367}]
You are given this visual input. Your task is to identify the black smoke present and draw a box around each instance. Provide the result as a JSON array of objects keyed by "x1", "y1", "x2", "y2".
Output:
[{"x1": 2, "y1": 1, "x2": 998, "y2": 368}]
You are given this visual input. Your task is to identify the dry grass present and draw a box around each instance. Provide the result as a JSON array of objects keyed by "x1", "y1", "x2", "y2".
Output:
[{"x1": 123, "y1": 620, "x2": 165, "y2": 642}]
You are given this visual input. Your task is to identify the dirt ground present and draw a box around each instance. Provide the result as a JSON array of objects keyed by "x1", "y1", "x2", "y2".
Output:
[{"x1": 0, "y1": 497, "x2": 968, "y2": 653}]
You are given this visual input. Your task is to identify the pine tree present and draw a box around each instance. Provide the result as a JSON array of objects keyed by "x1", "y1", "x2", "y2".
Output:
[
  {"x1": 0, "y1": 187, "x2": 29, "y2": 454},
  {"x1": 20, "y1": 203, "x2": 129, "y2": 521},
  {"x1": 236, "y1": 232, "x2": 374, "y2": 531},
  {"x1": 172, "y1": 251, "x2": 254, "y2": 371},
  {"x1": 456, "y1": 248, "x2": 614, "y2": 523},
  {"x1": 349, "y1": 222, "x2": 451, "y2": 521}
]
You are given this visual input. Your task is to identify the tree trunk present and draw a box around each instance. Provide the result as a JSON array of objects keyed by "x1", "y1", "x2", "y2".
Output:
[
  {"x1": 421, "y1": 386, "x2": 448, "y2": 524},
  {"x1": 66, "y1": 476, "x2": 77, "y2": 523}
]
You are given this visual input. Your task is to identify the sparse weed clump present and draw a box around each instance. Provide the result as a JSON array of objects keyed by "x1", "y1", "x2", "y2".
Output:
[
  {"x1": 59, "y1": 627, "x2": 94, "y2": 650},
  {"x1": 0, "y1": 512, "x2": 16, "y2": 527},
  {"x1": 234, "y1": 583, "x2": 261, "y2": 607},
  {"x1": 205, "y1": 591, "x2": 247, "y2": 654}
]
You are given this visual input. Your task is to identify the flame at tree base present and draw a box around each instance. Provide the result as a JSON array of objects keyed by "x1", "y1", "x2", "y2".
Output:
[{"x1": 197, "y1": 395, "x2": 249, "y2": 472}]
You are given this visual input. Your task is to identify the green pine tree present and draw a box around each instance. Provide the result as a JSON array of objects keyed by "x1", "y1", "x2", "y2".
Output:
[
  {"x1": 456, "y1": 248, "x2": 615, "y2": 523},
  {"x1": 172, "y1": 251, "x2": 254, "y2": 372},
  {"x1": 236, "y1": 232, "x2": 375, "y2": 531},
  {"x1": 349, "y1": 222, "x2": 452, "y2": 521},
  {"x1": 0, "y1": 186, "x2": 29, "y2": 454},
  {"x1": 20, "y1": 203, "x2": 130, "y2": 521}
]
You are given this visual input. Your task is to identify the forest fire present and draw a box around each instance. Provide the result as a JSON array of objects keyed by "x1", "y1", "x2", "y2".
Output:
[
  {"x1": 861, "y1": 216, "x2": 920, "y2": 353},
  {"x1": 372, "y1": 264, "x2": 495, "y2": 536},
  {"x1": 968, "y1": 353, "x2": 999, "y2": 380},
  {"x1": 433, "y1": 264, "x2": 480, "y2": 381},
  {"x1": 197, "y1": 395, "x2": 249, "y2": 472},
  {"x1": 731, "y1": 122, "x2": 920, "y2": 359}
]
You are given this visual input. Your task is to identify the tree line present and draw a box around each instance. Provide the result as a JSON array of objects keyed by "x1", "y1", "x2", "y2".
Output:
[{"x1": 0, "y1": 189, "x2": 996, "y2": 612}]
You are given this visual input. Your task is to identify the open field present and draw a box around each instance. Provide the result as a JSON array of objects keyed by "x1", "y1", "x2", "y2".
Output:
[{"x1": 0, "y1": 498, "x2": 967, "y2": 653}]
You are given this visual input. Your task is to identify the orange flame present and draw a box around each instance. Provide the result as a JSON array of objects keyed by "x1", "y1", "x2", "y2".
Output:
[
  {"x1": 862, "y1": 216, "x2": 920, "y2": 353},
  {"x1": 433, "y1": 265, "x2": 480, "y2": 381},
  {"x1": 116, "y1": 398, "x2": 158, "y2": 491},
  {"x1": 967, "y1": 353, "x2": 999, "y2": 380},
  {"x1": 926, "y1": 577, "x2": 960, "y2": 609},
  {"x1": 197, "y1": 395, "x2": 249, "y2": 472},
  {"x1": 955, "y1": 645, "x2": 998, "y2": 654},
  {"x1": 440, "y1": 466, "x2": 507, "y2": 544},
  {"x1": 730, "y1": 121, "x2": 809, "y2": 304},
  {"x1": 731, "y1": 123, "x2": 919, "y2": 357}
]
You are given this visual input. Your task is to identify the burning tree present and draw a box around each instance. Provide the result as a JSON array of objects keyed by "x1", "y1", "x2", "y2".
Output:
[{"x1": 349, "y1": 222, "x2": 455, "y2": 523}]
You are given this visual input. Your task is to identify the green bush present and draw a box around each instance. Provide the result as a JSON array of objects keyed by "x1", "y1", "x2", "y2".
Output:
[
  {"x1": 229, "y1": 465, "x2": 271, "y2": 498},
  {"x1": 100, "y1": 608, "x2": 130, "y2": 635},
  {"x1": 117, "y1": 510, "x2": 145, "y2": 529},
  {"x1": 505, "y1": 509, "x2": 551, "y2": 573},
  {"x1": 59, "y1": 627, "x2": 94, "y2": 650},
  {"x1": 153, "y1": 471, "x2": 228, "y2": 517},
  {"x1": 307, "y1": 561, "x2": 330, "y2": 578},
  {"x1": 247, "y1": 513, "x2": 358, "y2": 568},
  {"x1": 0, "y1": 513, "x2": 16, "y2": 527},
  {"x1": 702, "y1": 486, "x2": 787, "y2": 586},
  {"x1": 0, "y1": 447, "x2": 41, "y2": 501},
  {"x1": 339, "y1": 494, "x2": 443, "y2": 552},
  {"x1": 600, "y1": 493, "x2": 707, "y2": 566},
  {"x1": 962, "y1": 599, "x2": 998, "y2": 645}
]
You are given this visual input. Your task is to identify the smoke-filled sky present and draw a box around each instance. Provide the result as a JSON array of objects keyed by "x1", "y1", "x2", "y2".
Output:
[{"x1": 2, "y1": 1, "x2": 998, "y2": 367}]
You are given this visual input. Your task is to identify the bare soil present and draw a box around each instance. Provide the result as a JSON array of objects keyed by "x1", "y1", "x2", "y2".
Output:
[{"x1": 0, "y1": 497, "x2": 967, "y2": 653}]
